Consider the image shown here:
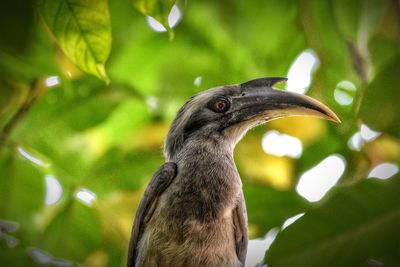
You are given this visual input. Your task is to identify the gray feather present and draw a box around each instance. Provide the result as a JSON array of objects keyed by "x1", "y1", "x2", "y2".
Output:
[{"x1": 127, "y1": 162, "x2": 177, "y2": 267}]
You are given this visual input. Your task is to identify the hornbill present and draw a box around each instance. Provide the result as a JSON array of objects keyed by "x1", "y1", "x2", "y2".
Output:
[{"x1": 127, "y1": 77, "x2": 340, "y2": 267}]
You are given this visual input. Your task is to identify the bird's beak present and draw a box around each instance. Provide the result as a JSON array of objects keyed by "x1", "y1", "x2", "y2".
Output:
[{"x1": 225, "y1": 77, "x2": 340, "y2": 129}]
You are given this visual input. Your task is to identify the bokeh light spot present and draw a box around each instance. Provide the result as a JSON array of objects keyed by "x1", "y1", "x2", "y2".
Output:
[
  {"x1": 348, "y1": 132, "x2": 363, "y2": 151},
  {"x1": 360, "y1": 124, "x2": 380, "y2": 141},
  {"x1": 17, "y1": 146, "x2": 50, "y2": 168},
  {"x1": 262, "y1": 130, "x2": 303, "y2": 158},
  {"x1": 45, "y1": 175, "x2": 63, "y2": 205},
  {"x1": 194, "y1": 76, "x2": 202, "y2": 87},
  {"x1": 28, "y1": 247, "x2": 73, "y2": 267},
  {"x1": 146, "y1": 96, "x2": 159, "y2": 110},
  {"x1": 334, "y1": 81, "x2": 356, "y2": 106},
  {"x1": 246, "y1": 228, "x2": 279, "y2": 267},
  {"x1": 147, "y1": 5, "x2": 181, "y2": 32},
  {"x1": 168, "y1": 5, "x2": 181, "y2": 28},
  {"x1": 0, "y1": 220, "x2": 19, "y2": 248},
  {"x1": 286, "y1": 49, "x2": 319, "y2": 94},
  {"x1": 282, "y1": 213, "x2": 305, "y2": 230},
  {"x1": 368, "y1": 163, "x2": 399, "y2": 180},
  {"x1": 147, "y1": 17, "x2": 166, "y2": 32},
  {"x1": 296, "y1": 154, "x2": 346, "y2": 202},
  {"x1": 45, "y1": 76, "x2": 60, "y2": 87},
  {"x1": 348, "y1": 124, "x2": 381, "y2": 151},
  {"x1": 76, "y1": 188, "x2": 96, "y2": 205}
]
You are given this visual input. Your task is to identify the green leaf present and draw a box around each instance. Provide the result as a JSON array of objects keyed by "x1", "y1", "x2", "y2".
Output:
[
  {"x1": 0, "y1": 148, "x2": 45, "y2": 225},
  {"x1": 97, "y1": 99, "x2": 151, "y2": 149},
  {"x1": 39, "y1": 0, "x2": 111, "y2": 81},
  {"x1": 359, "y1": 57, "x2": 400, "y2": 137},
  {"x1": 265, "y1": 175, "x2": 400, "y2": 267},
  {"x1": 12, "y1": 82, "x2": 132, "y2": 185},
  {"x1": 0, "y1": 21, "x2": 59, "y2": 82},
  {"x1": 0, "y1": 146, "x2": 46, "y2": 266},
  {"x1": 332, "y1": 0, "x2": 362, "y2": 42},
  {"x1": 244, "y1": 184, "x2": 309, "y2": 237},
  {"x1": 87, "y1": 150, "x2": 163, "y2": 195},
  {"x1": 0, "y1": 221, "x2": 39, "y2": 267},
  {"x1": 132, "y1": 0, "x2": 175, "y2": 30},
  {"x1": 296, "y1": 132, "x2": 343, "y2": 178},
  {"x1": 39, "y1": 198, "x2": 102, "y2": 262}
]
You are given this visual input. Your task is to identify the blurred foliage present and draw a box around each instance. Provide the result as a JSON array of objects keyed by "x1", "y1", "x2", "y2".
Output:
[
  {"x1": 0, "y1": 0, "x2": 399, "y2": 267},
  {"x1": 266, "y1": 174, "x2": 400, "y2": 267}
]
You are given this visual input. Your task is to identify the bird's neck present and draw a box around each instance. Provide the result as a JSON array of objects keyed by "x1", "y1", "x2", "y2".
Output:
[
  {"x1": 168, "y1": 138, "x2": 242, "y2": 222},
  {"x1": 172, "y1": 137, "x2": 234, "y2": 163}
]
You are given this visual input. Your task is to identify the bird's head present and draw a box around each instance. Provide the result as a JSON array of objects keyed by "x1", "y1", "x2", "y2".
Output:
[{"x1": 164, "y1": 77, "x2": 340, "y2": 161}]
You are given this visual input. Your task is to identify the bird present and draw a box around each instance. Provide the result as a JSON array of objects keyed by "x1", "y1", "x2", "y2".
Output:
[{"x1": 127, "y1": 77, "x2": 340, "y2": 267}]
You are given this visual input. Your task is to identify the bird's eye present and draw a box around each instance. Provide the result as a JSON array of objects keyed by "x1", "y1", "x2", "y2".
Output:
[{"x1": 210, "y1": 97, "x2": 230, "y2": 113}]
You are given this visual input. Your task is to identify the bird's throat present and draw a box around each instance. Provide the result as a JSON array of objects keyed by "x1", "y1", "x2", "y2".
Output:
[{"x1": 167, "y1": 144, "x2": 241, "y2": 223}]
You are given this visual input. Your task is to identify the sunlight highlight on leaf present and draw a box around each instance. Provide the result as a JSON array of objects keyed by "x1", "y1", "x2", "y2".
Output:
[{"x1": 39, "y1": 0, "x2": 112, "y2": 81}]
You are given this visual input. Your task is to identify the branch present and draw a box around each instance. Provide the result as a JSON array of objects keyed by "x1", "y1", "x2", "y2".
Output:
[
  {"x1": 345, "y1": 41, "x2": 368, "y2": 122},
  {"x1": 0, "y1": 78, "x2": 43, "y2": 152}
]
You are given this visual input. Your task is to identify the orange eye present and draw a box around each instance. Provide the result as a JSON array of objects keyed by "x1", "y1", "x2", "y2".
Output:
[{"x1": 211, "y1": 97, "x2": 230, "y2": 113}]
